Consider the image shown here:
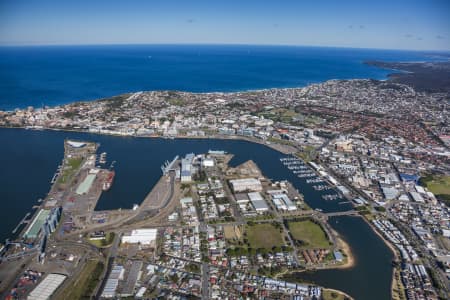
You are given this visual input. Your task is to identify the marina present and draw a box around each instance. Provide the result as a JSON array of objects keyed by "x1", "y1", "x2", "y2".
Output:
[{"x1": 280, "y1": 156, "x2": 343, "y2": 203}]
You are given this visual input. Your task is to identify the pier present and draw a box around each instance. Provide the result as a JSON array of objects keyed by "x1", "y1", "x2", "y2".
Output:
[
  {"x1": 11, "y1": 212, "x2": 31, "y2": 234},
  {"x1": 161, "y1": 155, "x2": 179, "y2": 175}
]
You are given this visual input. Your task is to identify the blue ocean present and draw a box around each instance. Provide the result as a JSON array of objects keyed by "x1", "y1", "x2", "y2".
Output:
[{"x1": 0, "y1": 44, "x2": 439, "y2": 110}]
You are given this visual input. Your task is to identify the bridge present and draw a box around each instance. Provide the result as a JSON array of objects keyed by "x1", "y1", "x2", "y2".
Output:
[{"x1": 324, "y1": 210, "x2": 359, "y2": 217}]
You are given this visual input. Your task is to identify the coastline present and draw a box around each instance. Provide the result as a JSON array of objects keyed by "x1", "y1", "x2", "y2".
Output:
[
  {"x1": 1, "y1": 55, "x2": 446, "y2": 113},
  {"x1": 334, "y1": 235, "x2": 355, "y2": 270},
  {"x1": 0, "y1": 125, "x2": 299, "y2": 155},
  {"x1": 323, "y1": 288, "x2": 355, "y2": 300},
  {"x1": 1, "y1": 45, "x2": 431, "y2": 112},
  {"x1": 364, "y1": 60, "x2": 450, "y2": 93},
  {"x1": 360, "y1": 215, "x2": 401, "y2": 299},
  {"x1": 362, "y1": 215, "x2": 398, "y2": 260}
]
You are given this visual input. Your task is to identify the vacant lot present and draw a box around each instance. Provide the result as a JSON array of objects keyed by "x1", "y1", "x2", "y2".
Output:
[
  {"x1": 224, "y1": 225, "x2": 242, "y2": 240},
  {"x1": 246, "y1": 223, "x2": 284, "y2": 250},
  {"x1": 288, "y1": 219, "x2": 331, "y2": 249}
]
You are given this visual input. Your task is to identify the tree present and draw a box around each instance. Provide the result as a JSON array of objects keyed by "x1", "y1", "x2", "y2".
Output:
[
  {"x1": 258, "y1": 248, "x2": 268, "y2": 257},
  {"x1": 226, "y1": 248, "x2": 235, "y2": 256},
  {"x1": 272, "y1": 246, "x2": 282, "y2": 253}
]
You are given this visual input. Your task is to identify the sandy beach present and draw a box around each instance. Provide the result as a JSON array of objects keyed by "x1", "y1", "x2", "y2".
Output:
[{"x1": 334, "y1": 235, "x2": 356, "y2": 269}]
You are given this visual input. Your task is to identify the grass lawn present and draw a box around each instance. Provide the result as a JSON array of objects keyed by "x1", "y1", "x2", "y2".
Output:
[
  {"x1": 58, "y1": 260, "x2": 104, "y2": 300},
  {"x1": 422, "y1": 175, "x2": 450, "y2": 195},
  {"x1": 288, "y1": 220, "x2": 332, "y2": 249},
  {"x1": 246, "y1": 223, "x2": 284, "y2": 250},
  {"x1": 322, "y1": 289, "x2": 350, "y2": 300},
  {"x1": 267, "y1": 137, "x2": 296, "y2": 147},
  {"x1": 295, "y1": 145, "x2": 316, "y2": 162},
  {"x1": 58, "y1": 157, "x2": 83, "y2": 184},
  {"x1": 88, "y1": 232, "x2": 115, "y2": 248}
]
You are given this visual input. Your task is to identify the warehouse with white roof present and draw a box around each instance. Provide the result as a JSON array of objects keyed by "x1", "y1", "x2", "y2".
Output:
[
  {"x1": 121, "y1": 228, "x2": 157, "y2": 246},
  {"x1": 229, "y1": 178, "x2": 262, "y2": 193},
  {"x1": 270, "y1": 192, "x2": 297, "y2": 211},
  {"x1": 248, "y1": 192, "x2": 269, "y2": 212},
  {"x1": 101, "y1": 265, "x2": 125, "y2": 298},
  {"x1": 27, "y1": 273, "x2": 67, "y2": 300}
]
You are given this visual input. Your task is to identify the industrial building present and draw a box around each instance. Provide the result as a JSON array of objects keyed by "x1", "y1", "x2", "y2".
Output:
[
  {"x1": 43, "y1": 207, "x2": 62, "y2": 235},
  {"x1": 234, "y1": 193, "x2": 250, "y2": 204},
  {"x1": 381, "y1": 186, "x2": 399, "y2": 201},
  {"x1": 410, "y1": 191, "x2": 425, "y2": 203},
  {"x1": 248, "y1": 192, "x2": 269, "y2": 213},
  {"x1": 24, "y1": 209, "x2": 51, "y2": 239},
  {"x1": 121, "y1": 228, "x2": 157, "y2": 246},
  {"x1": 271, "y1": 193, "x2": 297, "y2": 211},
  {"x1": 120, "y1": 260, "x2": 143, "y2": 297},
  {"x1": 67, "y1": 140, "x2": 86, "y2": 148},
  {"x1": 27, "y1": 273, "x2": 67, "y2": 300},
  {"x1": 101, "y1": 265, "x2": 124, "y2": 298},
  {"x1": 181, "y1": 153, "x2": 195, "y2": 182},
  {"x1": 202, "y1": 157, "x2": 215, "y2": 167},
  {"x1": 229, "y1": 178, "x2": 262, "y2": 193},
  {"x1": 76, "y1": 169, "x2": 99, "y2": 195},
  {"x1": 24, "y1": 207, "x2": 62, "y2": 240}
]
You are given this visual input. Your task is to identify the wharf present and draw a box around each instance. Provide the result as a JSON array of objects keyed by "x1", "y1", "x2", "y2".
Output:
[{"x1": 11, "y1": 212, "x2": 31, "y2": 234}]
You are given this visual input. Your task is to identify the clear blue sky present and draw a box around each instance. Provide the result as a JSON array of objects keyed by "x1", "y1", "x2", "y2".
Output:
[{"x1": 0, "y1": 0, "x2": 449, "y2": 50}]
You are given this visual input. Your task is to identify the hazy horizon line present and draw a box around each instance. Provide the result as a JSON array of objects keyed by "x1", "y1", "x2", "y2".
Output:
[{"x1": 1, "y1": 42, "x2": 449, "y2": 53}]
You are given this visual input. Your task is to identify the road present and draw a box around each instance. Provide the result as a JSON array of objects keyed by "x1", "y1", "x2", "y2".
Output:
[
  {"x1": 201, "y1": 262, "x2": 210, "y2": 299},
  {"x1": 197, "y1": 221, "x2": 210, "y2": 299}
]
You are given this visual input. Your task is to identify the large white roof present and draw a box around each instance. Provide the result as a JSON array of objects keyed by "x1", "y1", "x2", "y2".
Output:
[
  {"x1": 28, "y1": 273, "x2": 67, "y2": 300},
  {"x1": 67, "y1": 140, "x2": 86, "y2": 148},
  {"x1": 121, "y1": 228, "x2": 157, "y2": 245}
]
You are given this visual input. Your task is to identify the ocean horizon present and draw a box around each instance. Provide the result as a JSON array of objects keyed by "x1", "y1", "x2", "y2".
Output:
[{"x1": 0, "y1": 44, "x2": 442, "y2": 110}]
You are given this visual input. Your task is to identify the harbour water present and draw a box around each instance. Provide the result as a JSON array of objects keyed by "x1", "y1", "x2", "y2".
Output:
[
  {"x1": 0, "y1": 128, "x2": 393, "y2": 299},
  {"x1": 0, "y1": 44, "x2": 437, "y2": 110}
]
